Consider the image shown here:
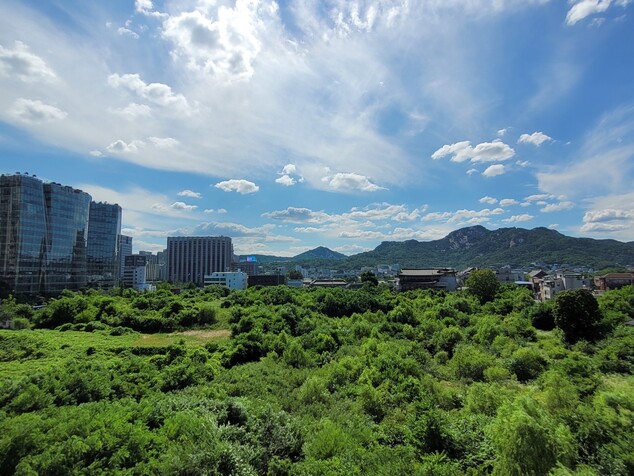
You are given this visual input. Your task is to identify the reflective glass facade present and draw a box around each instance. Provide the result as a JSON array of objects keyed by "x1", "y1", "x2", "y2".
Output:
[
  {"x1": 0, "y1": 175, "x2": 48, "y2": 295},
  {"x1": 42, "y1": 182, "x2": 91, "y2": 295},
  {"x1": 87, "y1": 202, "x2": 122, "y2": 289},
  {"x1": 0, "y1": 174, "x2": 120, "y2": 297}
]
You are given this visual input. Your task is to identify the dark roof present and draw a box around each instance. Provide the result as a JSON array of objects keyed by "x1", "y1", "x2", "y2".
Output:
[{"x1": 399, "y1": 268, "x2": 456, "y2": 277}]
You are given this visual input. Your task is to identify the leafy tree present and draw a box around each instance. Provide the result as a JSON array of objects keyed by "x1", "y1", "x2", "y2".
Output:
[
  {"x1": 360, "y1": 271, "x2": 379, "y2": 286},
  {"x1": 553, "y1": 289, "x2": 602, "y2": 343},
  {"x1": 287, "y1": 270, "x2": 303, "y2": 280},
  {"x1": 465, "y1": 269, "x2": 500, "y2": 304}
]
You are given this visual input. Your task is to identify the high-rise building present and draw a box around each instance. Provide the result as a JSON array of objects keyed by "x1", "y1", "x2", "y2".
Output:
[
  {"x1": 167, "y1": 236, "x2": 233, "y2": 286},
  {"x1": 0, "y1": 174, "x2": 48, "y2": 296},
  {"x1": 0, "y1": 173, "x2": 120, "y2": 297},
  {"x1": 87, "y1": 202, "x2": 122, "y2": 289},
  {"x1": 118, "y1": 235, "x2": 133, "y2": 280}
]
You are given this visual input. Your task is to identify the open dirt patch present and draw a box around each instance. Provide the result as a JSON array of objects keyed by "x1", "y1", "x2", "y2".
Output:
[{"x1": 178, "y1": 329, "x2": 231, "y2": 339}]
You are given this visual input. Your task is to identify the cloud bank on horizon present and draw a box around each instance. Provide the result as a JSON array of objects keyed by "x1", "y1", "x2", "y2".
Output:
[{"x1": 0, "y1": 0, "x2": 633, "y2": 256}]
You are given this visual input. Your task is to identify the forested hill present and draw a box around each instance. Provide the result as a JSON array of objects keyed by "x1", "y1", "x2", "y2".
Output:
[{"x1": 344, "y1": 225, "x2": 634, "y2": 269}]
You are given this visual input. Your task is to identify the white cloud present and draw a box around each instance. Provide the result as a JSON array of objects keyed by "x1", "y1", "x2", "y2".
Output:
[
  {"x1": 432, "y1": 139, "x2": 515, "y2": 163},
  {"x1": 518, "y1": 131, "x2": 553, "y2": 146},
  {"x1": 431, "y1": 140, "x2": 472, "y2": 162},
  {"x1": 497, "y1": 128, "x2": 508, "y2": 137},
  {"x1": 217, "y1": 208, "x2": 227, "y2": 214},
  {"x1": 0, "y1": 41, "x2": 56, "y2": 82},
  {"x1": 108, "y1": 73, "x2": 190, "y2": 112},
  {"x1": 275, "y1": 175, "x2": 296, "y2": 186},
  {"x1": 583, "y1": 208, "x2": 634, "y2": 222},
  {"x1": 324, "y1": 172, "x2": 386, "y2": 192},
  {"x1": 524, "y1": 193, "x2": 563, "y2": 202},
  {"x1": 516, "y1": 160, "x2": 530, "y2": 167},
  {"x1": 540, "y1": 201, "x2": 575, "y2": 212},
  {"x1": 9, "y1": 98, "x2": 67, "y2": 123},
  {"x1": 117, "y1": 27, "x2": 139, "y2": 39},
  {"x1": 177, "y1": 189, "x2": 202, "y2": 199},
  {"x1": 89, "y1": 150, "x2": 102, "y2": 157},
  {"x1": 502, "y1": 214, "x2": 534, "y2": 223},
  {"x1": 214, "y1": 179, "x2": 259, "y2": 194},
  {"x1": 148, "y1": 136, "x2": 179, "y2": 148},
  {"x1": 482, "y1": 164, "x2": 505, "y2": 177},
  {"x1": 548, "y1": 224, "x2": 559, "y2": 229},
  {"x1": 466, "y1": 168, "x2": 478, "y2": 175},
  {"x1": 263, "y1": 207, "x2": 331, "y2": 223},
  {"x1": 109, "y1": 103, "x2": 152, "y2": 119},
  {"x1": 422, "y1": 207, "x2": 504, "y2": 224},
  {"x1": 169, "y1": 201, "x2": 197, "y2": 211},
  {"x1": 479, "y1": 196, "x2": 498, "y2": 204},
  {"x1": 499, "y1": 198, "x2": 519, "y2": 207},
  {"x1": 106, "y1": 139, "x2": 145, "y2": 154},
  {"x1": 566, "y1": 0, "x2": 612, "y2": 26},
  {"x1": 161, "y1": 1, "x2": 275, "y2": 82}
]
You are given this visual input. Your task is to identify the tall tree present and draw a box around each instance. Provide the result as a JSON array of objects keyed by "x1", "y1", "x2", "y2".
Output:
[
  {"x1": 553, "y1": 289, "x2": 602, "y2": 343},
  {"x1": 465, "y1": 269, "x2": 500, "y2": 303}
]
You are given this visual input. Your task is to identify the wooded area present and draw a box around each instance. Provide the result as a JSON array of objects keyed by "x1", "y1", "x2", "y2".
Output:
[{"x1": 1, "y1": 282, "x2": 633, "y2": 475}]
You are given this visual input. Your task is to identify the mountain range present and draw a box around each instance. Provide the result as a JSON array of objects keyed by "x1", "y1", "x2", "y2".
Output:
[{"x1": 238, "y1": 226, "x2": 634, "y2": 271}]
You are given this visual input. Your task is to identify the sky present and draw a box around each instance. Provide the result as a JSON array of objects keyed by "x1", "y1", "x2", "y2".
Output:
[{"x1": 1, "y1": 0, "x2": 634, "y2": 257}]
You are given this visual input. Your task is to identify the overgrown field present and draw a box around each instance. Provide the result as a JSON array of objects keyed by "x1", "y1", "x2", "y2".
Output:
[{"x1": 1, "y1": 282, "x2": 633, "y2": 475}]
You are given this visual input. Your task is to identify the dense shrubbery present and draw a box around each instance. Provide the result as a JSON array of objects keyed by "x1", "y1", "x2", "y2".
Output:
[{"x1": 0, "y1": 284, "x2": 632, "y2": 474}]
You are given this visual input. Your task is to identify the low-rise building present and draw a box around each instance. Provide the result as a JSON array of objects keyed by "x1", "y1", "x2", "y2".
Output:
[
  {"x1": 204, "y1": 272, "x2": 247, "y2": 290},
  {"x1": 594, "y1": 272, "x2": 634, "y2": 291},
  {"x1": 396, "y1": 268, "x2": 458, "y2": 292},
  {"x1": 539, "y1": 271, "x2": 592, "y2": 300}
]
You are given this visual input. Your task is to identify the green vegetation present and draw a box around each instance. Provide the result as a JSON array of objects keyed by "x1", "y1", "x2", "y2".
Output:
[{"x1": 1, "y1": 284, "x2": 633, "y2": 474}]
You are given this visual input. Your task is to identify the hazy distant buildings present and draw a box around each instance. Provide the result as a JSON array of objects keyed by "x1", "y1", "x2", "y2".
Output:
[
  {"x1": 167, "y1": 236, "x2": 233, "y2": 286},
  {"x1": 0, "y1": 173, "x2": 121, "y2": 297},
  {"x1": 119, "y1": 235, "x2": 133, "y2": 279},
  {"x1": 87, "y1": 202, "x2": 122, "y2": 289}
]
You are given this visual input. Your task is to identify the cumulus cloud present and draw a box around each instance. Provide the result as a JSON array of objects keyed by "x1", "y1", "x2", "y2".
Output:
[
  {"x1": 482, "y1": 164, "x2": 505, "y2": 177},
  {"x1": 540, "y1": 201, "x2": 575, "y2": 212},
  {"x1": 275, "y1": 175, "x2": 296, "y2": 186},
  {"x1": 518, "y1": 131, "x2": 553, "y2": 146},
  {"x1": 422, "y1": 207, "x2": 504, "y2": 224},
  {"x1": 161, "y1": 0, "x2": 275, "y2": 82},
  {"x1": 169, "y1": 201, "x2": 197, "y2": 211},
  {"x1": 324, "y1": 172, "x2": 386, "y2": 192},
  {"x1": 108, "y1": 73, "x2": 190, "y2": 112},
  {"x1": 106, "y1": 139, "x2": 145, "y2": 154},
  {"x1": 177, "y1": 190, "x2": 202, "y2": 199},
  {"x1": 499, "y1": 198, "x2": 519, "y2": 207},
  {"x1": 497, "y1": 128, "x2": 508, "y2": 137},
  {"x1": 262, "y1": 207, "x2": 331, "y2": 223},
  {"x1": 432, "y1": 140, "x2": 515, "y2": 163},
  {"x1": 583, "y1": 208, "x2": 634, "y2": 222},
  {"x1": 214, "y1": 179, "x2": 259, "y2": 194},
  {"x1": 502, "y1": 214, "x2": 534, "y2": 223},
  {"x1": 0, "y1": 41, "x2": 56, "y2": 82},
  {"x1": 9, "y1": 98, "x2": 67, "y2": 123},
  {"x1": 479, "y1": 196, "x2": 498, "y2": 204}
]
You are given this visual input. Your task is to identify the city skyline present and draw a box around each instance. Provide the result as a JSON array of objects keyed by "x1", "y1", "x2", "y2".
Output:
[{"x1": 1, "y1": 1, "x2": 634, "y2": 256}]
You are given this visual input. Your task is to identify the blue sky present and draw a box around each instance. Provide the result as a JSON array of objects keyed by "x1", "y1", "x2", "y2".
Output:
[{"x1": 1, "y1": 0, "x2": 633, "y2": 256}]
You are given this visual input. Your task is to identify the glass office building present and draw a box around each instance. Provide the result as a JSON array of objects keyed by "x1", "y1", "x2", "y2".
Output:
[
  {"x1": 87, "y1": 202, "x2": 122, "y2": 289},
  {"x1": 0, "y1": 174, "x2": 121, "y2": 297},
  {"x1": 0, "y1": 174, "x2": 48, "y2": 296}
]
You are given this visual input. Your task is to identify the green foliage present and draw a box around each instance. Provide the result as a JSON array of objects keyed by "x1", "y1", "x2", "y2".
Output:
[
  {"x1": 554, "y1": 289, "x2": 603, "y2": 343},
  {"x1": 1, "y1": 284, "x2": 633, "y2": 474},
  {"x1": 466, "y1": 269, "x2": 500, "y2": 304}
]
